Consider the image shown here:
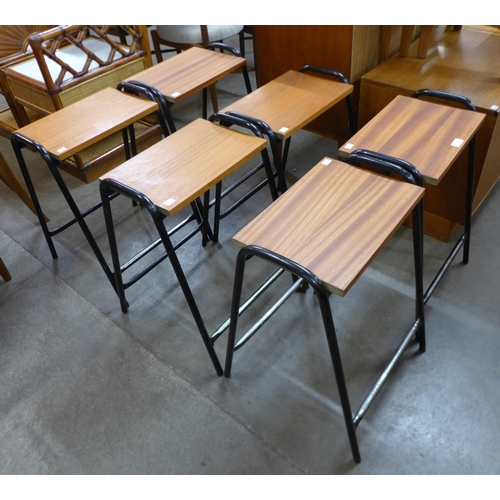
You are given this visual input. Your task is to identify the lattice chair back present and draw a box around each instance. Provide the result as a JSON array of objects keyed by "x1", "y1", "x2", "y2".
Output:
[
  {"x1": 3, "y1": 25, "x2": 151, "y2": 116},
  {"x1": 2, "y1": 25, "x2": 160, "y2": 181},
  {"x1": 0, "y1": 25, "x2": 56, "y2": 136}
]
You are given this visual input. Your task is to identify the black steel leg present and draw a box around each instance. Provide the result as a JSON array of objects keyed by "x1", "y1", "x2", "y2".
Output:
[
  {"x1": 100, "y1": 182, "x2": 129, "y2": 313},
  {"x1": 11, "y1": 139, "x2": 58, "y2": 259},
  {"x1": 152, "y1": 207, "x2": 223, "y2": 376},
  {"x1": 463, "y1": 136, "x2": 476, "y2": 264},
  {"x1": 316, "y1": 285, "x2": 361, "y2": 464}
]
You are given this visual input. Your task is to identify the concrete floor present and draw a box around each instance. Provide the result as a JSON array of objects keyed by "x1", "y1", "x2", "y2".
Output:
[{"x1": 1, "y1": 32, "x2": 500, "y2": 475}]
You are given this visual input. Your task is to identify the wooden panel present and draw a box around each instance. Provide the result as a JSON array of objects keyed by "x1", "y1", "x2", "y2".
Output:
[
  {"x1": 101, "y1": 118, "x2": 267, "y2": 217},
  {"x1": 234, "y1": 158, "x2": 424, "y2": 296},
  {"x1": 351, "y1": 25, "x2": 380, "y2": 83}
]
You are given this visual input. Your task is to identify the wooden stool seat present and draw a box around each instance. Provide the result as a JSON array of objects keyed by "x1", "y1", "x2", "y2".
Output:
[
  {"x1": 123, "y1": 45, "x2": 250, "y2": 128},
  {"x1": 101, "y1": 118, "x2": 267, "y2": 218},
  {"x1": 125, "y1": 46, "x2": 246, "y2": 106},
  {"x1": 233, "y1": 158, "x2": 422, "y2": 296},
  {"x1": 222, "y1": 69, "x2": 353, "y2": 141}
]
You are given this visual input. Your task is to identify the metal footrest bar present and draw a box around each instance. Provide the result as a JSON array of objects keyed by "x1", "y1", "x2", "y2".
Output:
[
  {"x1": 119, "y1": 212, "x2": 198, "y2": 273},
  {"x1": 234, "y1": 276, "x2": 304, "y2": 351},
  {"x1": 211, "y1": 267, "x2": 285, "y2": 342},
  {"x1": 353, "y1": 317, "x2": 421, "y2": 428},
  {"x1": 424, "y1": 234, "x2": 465, "y2": 304},
  {"x1": 121, "y1": 220, "x2": 204, "y2": 290},
  {"x1": 218, "y1": 178, "x2": 271, "y2": 221},
  {"x1": 49, "y1": 191, "x2": 121, "y2": 237},
  {"x1": 208, "y1": 161, "x2": 270, "y2": 208}
]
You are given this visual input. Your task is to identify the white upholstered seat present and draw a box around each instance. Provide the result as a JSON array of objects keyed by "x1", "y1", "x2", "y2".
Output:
[{"x1": 155, "y1": 25, "x2": 243, "y2": 46}]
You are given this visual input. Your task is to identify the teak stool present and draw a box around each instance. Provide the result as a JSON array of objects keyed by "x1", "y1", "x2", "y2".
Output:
[
  {"x1": 339, "y1": 90, "x2": 486, "y2": 303},
  {"x1": 99, "y1": 116, "x2": 275, "y2": 374},
  {"x1": 223, "y1": 151, "x2": 425, "y2": 463},
  {"x1": 10, "y1": 87, "x2": 163, "y2": 292},
  {"x1": 122, "y1": 44, "x2": 252, "y2": 132},
  {"x1": 222, "y1": 65, "x2": 355, "y2": 181}
]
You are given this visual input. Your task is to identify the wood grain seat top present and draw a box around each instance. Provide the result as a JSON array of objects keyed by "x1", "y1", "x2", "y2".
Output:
[
  {"x1": 221, "y1": 70, "x2": 353, "y2": 140},
  {"x1": 339, "y1": 95, "x2": 486, "y2": 185},
  {"x1": 233, "y1": 157, "x2": 424, "y2": 296},
  {"x1": 123, "y1": 46, "x2": 246, "y2": 103},
  {"x1": 100, "y1": 118, "x2": 267, "y2": 217},
  {"x1": 14, "y1": 87, "x2": 159, "y2": 162}
]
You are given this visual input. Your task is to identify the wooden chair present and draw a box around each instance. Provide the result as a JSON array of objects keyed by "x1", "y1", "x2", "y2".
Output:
[
  {"x1": 379, "y1": 25, "x2": 435, "y2": 62},
  {"x1": 222, "y1": 151, "x2": 425, "y2": 463},
  {"x1": 2, "y1": 25, "x2": 160, "y2": 180}
]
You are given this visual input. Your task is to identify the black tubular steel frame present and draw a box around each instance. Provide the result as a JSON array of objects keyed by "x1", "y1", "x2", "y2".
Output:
[
  {"x1": 99, "y1": 179, "x2": 223, "y2": 376},
  {"x1": 207, "y1": 112, "x2": 283, "y2": 243},
  {"x1": 411, "y1": 89, "x2": 478, "y2": 304},
  {"x1": 223, "y1": 150, "x2": 425, "y2": 464},
  {"x1": 9, "y1": 91, "x2": 168, "y2": 295},
  {"x1": 11, "y1": 133, "x2": 118, "y2": 293}
]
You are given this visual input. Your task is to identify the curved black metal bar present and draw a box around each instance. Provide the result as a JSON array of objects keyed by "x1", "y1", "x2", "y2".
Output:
[
  {"x1": 342, "y1": 149, "x2": 423, "y2": 186},
  {"x1": 411, "y1": 88, "x2": 476, "y2": 111},
  {"x1": 223, "y1": 111, "x2": 287, "y2": 193},
  {"x1": 300, "y1": 64, "x2": 356, "y2": 134},
  {"x1": 117, "y1": 80, "x2": 175, "y2": 135}
]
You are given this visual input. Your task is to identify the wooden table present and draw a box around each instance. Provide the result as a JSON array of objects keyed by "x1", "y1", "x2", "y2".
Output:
[
  {"x1": 224, "y1": 156, "x2": 425, "y2": 463},
  {"x1": 99, "y1": 117, "x2": 268, "y2": 375},
  {"x1": 339, "y1": 94, "x2": 486, "y2": 302},
  {"x1": 11, "y1": 87, "x2": 160, "y2": 289}
]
